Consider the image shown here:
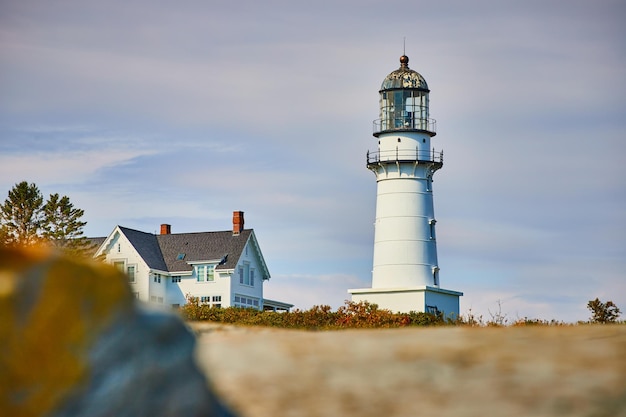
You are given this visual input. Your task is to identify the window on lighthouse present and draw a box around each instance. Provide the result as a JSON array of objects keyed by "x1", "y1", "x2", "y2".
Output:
[
  {"x1": 432, "y1": 267, "x2": 440, "y2": 286},
  {"x1": 429, "y1": 219, "x2": 437, "y2": 240},
  {"x1": 380, "y1": 90, "x2": 429, "y2": 131},
  {"x1": 405, "y1": 92, "x2": 429, "y2": 130}
]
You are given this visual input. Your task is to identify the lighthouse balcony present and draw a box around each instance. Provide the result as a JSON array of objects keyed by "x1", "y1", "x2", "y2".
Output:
[
  {"x1": 373, "y1": 117, "x2": 437, "y2": 137},
  {"x1": 367, "y1": 148, "x2": 443, "y2": 169}
]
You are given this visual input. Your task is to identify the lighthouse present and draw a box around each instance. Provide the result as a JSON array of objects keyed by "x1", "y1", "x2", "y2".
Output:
[{"x1": 349, "y1": 54, "x2": 462, "y2": 316}]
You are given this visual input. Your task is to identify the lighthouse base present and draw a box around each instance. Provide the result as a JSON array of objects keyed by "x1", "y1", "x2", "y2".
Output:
[{"x1": 348, "y1": 286, "x2": 462, "y2": 318}]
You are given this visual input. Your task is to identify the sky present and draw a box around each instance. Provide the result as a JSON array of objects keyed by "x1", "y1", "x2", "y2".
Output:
[{"x1": 1, "y1": 0, "x2": 625, "y2": 323}]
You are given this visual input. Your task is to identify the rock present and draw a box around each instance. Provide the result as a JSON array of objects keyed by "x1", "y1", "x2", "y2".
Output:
[
  {"x1": 192, "y1": 322, "x2": 626, "y2": 417},
  {"x1": 0, "y1": 246, "x2": 236, "y2": 417}
]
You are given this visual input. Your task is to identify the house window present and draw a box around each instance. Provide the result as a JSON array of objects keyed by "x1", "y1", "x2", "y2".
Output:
[
  {"x1": 196, "y1": 265, "x2": 206, "y2": 282},
  {"x1": 199, "y1": 295, "x2": 223, "y2": 308},
  {"x1": 127, "y1": 265, "x2": 136, "y2": 283},
  {"x1": 196, "y1": 265, "x2": 215, "y2": 282},
  {"x1": 238, "y1": 264, "x2": 254, "y2": 286},
  {"x1": 150, "y1": 296, "x2": 157, "y2": 302},
  {"x1": 153, "y1": 274, "x2": 161, "y2": 283},
  {"x1": 132, "y1": 292, "x2": 139, "y2": 299},
  {"x1": 238, "y1": 262, "x2": 252, "y2": 286},
  {"x1": 117, "y1": 243, "x2": 121, "y2": 253},
  {"x1": 196, "y1": 265, "x2": 205, "y2": 282},
  {"x1": 234, "y1": 294, "x2": 260, "y2": 309},
  {"x1": 114, "y1": 261, "x2": 125, "y2": 273},
  {"x1": 172, "y1": 304, "x2": 180, "y2": 308},
  {"x1": 157, "y1": 297, "x2": 163, "y2": 304},
  {"x1": 172, "y1": 276, "x2": 181, "y2": 283}
]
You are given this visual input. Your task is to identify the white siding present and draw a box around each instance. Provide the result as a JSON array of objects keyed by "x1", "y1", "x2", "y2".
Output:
[
  {"x1": 99, "y1": 230, "x2": 151, "y2": 303},
  {"x1": 232, "y1": 241, "x2": 264, "y2": 309}
]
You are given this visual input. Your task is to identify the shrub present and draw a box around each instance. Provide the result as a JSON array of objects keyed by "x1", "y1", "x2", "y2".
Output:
[
  {"x1": 181, "y1": 299, "x2": 446, "y2": 330},
  {"x1": 587, "y1": 298, "x2": 621, "y2": 324},
  {"x1": 511, "y1": 317, "x2": 567, "y2": 326}
]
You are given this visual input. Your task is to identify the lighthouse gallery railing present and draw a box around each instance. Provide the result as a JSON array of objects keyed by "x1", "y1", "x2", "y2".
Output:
[
  {"x1": 373, "y1": 117, "x2": 437, "y2": 135},
  {"x1": 367, "y1": 148, "x2": 443, "y2": 165}
]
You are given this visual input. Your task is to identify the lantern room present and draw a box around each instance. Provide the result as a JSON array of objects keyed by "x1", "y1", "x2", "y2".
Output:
[{"x1": 374, "y1": 55, "x2": 436, "y2": 137}]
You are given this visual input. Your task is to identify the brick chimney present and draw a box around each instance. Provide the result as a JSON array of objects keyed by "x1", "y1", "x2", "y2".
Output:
[
  {"x1": 232, "y1": 211, "x2": 244, "y2": 235},
  {"x1": 160, "y1": 224, "x2": 171, "y2": 235}
]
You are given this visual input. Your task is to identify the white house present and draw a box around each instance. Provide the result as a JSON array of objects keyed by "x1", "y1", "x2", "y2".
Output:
[{"x1": 93, "y1": 211, "x2": 293, "y2": 311}]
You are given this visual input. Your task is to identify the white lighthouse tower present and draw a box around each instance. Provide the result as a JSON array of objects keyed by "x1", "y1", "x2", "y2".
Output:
[{"x1": 349, "y1": 54, "x2": 462, "y2": 316}]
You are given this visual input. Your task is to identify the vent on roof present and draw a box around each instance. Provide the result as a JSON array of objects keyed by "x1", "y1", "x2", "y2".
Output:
[{"x1": 176, "y1": 253, "x2": 185, "y2": 260}]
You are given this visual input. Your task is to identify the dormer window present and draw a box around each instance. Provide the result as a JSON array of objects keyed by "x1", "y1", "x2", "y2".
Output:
[{"x1": 196, "y1": 265, "x2": 215, "y2": 282}]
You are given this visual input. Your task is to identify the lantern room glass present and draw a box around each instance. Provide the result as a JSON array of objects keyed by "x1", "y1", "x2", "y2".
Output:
[{"x1": 379, "y1": 89, "x2": 429, "y2": 131}]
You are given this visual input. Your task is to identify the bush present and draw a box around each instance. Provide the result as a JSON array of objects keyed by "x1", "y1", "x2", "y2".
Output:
[
  {"x1": 587, "y1": 298, "x2": 621, "y2": 324},
  {"x1": 180, "y1": 298, "x2": 445, "y2": 330},
  {"x1": 183, "y1": 297, "x2": 611, "y2": 329}
]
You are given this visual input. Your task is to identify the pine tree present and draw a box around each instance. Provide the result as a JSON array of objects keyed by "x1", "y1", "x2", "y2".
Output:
[
  {"x1": 1, "y1": 182, "x2": 93, "y2": 256},
  {"x1": 0, "y1": 181, "x2": 44, "y2": 246},
  {"x1": 41, "y1": 193, "x2": 92, "y2": 255}
]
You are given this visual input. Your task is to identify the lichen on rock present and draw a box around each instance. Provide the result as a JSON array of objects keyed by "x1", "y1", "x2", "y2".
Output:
[{"x1": 0, "y1": 246, "x2": 235, "y2": 417}]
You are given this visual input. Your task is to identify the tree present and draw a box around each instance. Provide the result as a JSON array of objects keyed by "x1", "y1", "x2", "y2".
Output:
[
  {"x1": 587, "y1": 298, "x2": 621, "y2": 324},
  {"x1": 1, "y1": 182, "x2": 93, "y2": 256},
  {"x1": 0, "y1": 181, "x2": 44, "y2": 246},
  {"x1": 41, "y1": 193, "x2": 90, "y2": 255}
]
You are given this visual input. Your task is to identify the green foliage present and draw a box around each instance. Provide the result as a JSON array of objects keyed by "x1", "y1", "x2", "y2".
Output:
[
  {"x1": 181, "y1": 297, "x2": 625, "y2": 329},
  {"x1": 511, "y1": 318, "x2": 566, "y2": 326},
  {"x1": 41, "y1": 193, "x2": 90, "y2": 256},
  {"x1": 587, "y1": 298, "x2": 621, "y2": 323},
  {"x1": 0, "y1": 182, "x2": 93, "y2": 256},
  {"x1": 181, "y1": 298, "x2": 445, "y2": 330},
  {"x1": 0, "y1": 181, "x2": 44, "y2": 246}
]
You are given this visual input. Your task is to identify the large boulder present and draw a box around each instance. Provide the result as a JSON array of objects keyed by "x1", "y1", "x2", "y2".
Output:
[{"x1": 0, "y1": 246, "x2": 235, "y2": 417}]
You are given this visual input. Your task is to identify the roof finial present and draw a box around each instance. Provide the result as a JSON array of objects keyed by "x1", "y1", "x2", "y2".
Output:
[{"x1": 400, "y1": 37, "x2": 409, "y2": 68}]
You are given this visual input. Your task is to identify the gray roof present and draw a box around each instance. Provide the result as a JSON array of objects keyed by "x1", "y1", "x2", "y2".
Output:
[
  {"x1": 119, "y1": 226, "x2": 168, "y2": 271},
  {"x1": 116, "y1": 226, "x2": 254, "y2": 273},
  {"x1": 156, "y1": 229, "x2": 252, "y2": 272}
]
